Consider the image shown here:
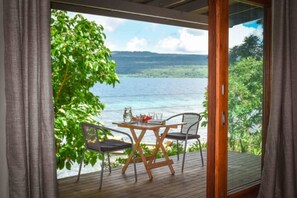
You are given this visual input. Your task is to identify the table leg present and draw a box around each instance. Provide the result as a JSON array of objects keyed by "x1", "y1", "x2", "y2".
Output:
[
  {"x1": 122, "y1": 129, "x2": 153, "y2": 180},
  {"x1": 150, "y1": 127, "x2": 175, "y2": 175},
  {"x1": 148, "y1": 129, "x2": 163, "y2": 163}
]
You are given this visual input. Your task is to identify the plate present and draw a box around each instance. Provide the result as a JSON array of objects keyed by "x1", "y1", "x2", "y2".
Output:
[{"x1": 147, "y1": 120, "x2": 165, "y2": 125}]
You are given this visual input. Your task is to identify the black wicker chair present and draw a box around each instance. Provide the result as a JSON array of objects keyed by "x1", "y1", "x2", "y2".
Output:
[
  {"x1": 162, "y1": 113, "x2": 204, "y2": 172},
  {"x1": 76, "y1": 122, "x2": 137, "y2": 189}
]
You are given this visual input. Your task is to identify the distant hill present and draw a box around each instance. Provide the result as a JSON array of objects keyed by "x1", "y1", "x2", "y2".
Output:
[{"x1": 110, "y1": 51, "x2": 208, "y2": 78}]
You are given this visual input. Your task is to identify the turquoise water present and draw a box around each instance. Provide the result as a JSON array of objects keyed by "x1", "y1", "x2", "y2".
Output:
[{"x1": 91, "y1": 77, "x2": 208, "y2": 143}]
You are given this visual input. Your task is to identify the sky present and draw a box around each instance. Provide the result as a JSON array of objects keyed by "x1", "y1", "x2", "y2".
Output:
[{"x1": 69, "y1": 12, "x2": 263, "y2": 55}]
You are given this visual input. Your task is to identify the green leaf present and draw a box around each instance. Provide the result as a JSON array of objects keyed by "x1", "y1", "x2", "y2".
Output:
[
  {"x1": 201, "y1": 35, "x2": 263, "y2": 156},
  {"x1": 51, "y1": 10, "x2": 119, "y2": 170},
  {"x1": 66, "y1": 161, "x2": 71, "y2": 170}
]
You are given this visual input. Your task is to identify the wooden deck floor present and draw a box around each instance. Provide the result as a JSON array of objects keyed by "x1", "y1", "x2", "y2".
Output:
[{"x1": 58, "y1": 151, "x2": 261, "y2": 198}]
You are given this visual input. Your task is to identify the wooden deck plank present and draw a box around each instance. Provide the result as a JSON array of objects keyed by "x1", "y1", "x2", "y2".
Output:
[{"x1": 58, "y1": 151, "x2": 261, "y2": 198}]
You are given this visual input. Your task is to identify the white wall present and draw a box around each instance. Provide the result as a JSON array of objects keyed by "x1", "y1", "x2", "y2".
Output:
[{"x1": 0, "y1": 0, "x2": 9, "y2": 197}]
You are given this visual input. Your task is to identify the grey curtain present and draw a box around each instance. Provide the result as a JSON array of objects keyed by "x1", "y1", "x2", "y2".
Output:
[
  {"x1": 3, "y1": 0, "x2": 57, "y2": 197},
  {"x1": 258, "y1": 0, "x2": 297, "y2": 197}
]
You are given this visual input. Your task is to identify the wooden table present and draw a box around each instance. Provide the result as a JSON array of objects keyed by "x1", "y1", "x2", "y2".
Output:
[{"x1": 113, "y1": 121, "x2": 186, "y2": 180}]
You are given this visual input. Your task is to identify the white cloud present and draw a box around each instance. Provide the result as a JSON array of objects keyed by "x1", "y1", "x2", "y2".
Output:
[
  {"x1": 105, "y1": 41, "x2": 117, "y2": 51},
  {"x1": 158, "y1": 37, "x2": 180, "y2": 51},
  {"x1": 68, "y1": 12, "x2": 125, "y2": 32},
  {"x1": 178, "y1": 29, "x2": 208, "y2": 53},
  {"x1": 126, "y1": 37, "x2": 148, "y2": 51},
  {"x1": 91, "y1": 16, "x2": 125, "y2": 32},
  {"x1": 254, "y1": 26, "x2": 264, "y2": 40},
  {"x1": 156, "y1": 25, "x2": 263, "y2": 54},
  {"x1": 157, "y1": 28, "x2": 208, "y2": 54},
  {"x1": 67, "y1": 11, "x2": 263, "y2": 54},
  {"x1": 229, "y1": 24, "x2": 262, "y2": 48}
]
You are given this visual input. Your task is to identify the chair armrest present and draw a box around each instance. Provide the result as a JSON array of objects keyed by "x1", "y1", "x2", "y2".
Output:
[
  {"x1": 166, "y1": 112, "x2": 202, "y2": 121},
  {"x1": 81, "y1": 122, "x2": 134, "y2": 144},
  {"x1": 166, "y1": 113, "x2": 184, "y2": 121},
  {"x1": 104, "y1": 127, "x2": 134, "y2": 145}
]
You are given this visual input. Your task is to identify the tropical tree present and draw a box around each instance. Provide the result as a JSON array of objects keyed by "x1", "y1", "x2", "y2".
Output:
[
  {"x1": 51, "y1": 10, "x2": 119, "y2": 170},
  {"x1": 229, "y1": 34, "x2": 263, "y2": 65},
  {"x1": 228, "y1": 57, "x2": 262, "y2": 154},
  {"x1": 228, "y1": 34, "x2": 263, "y2": 154},
  {"x1": 201, "y1": 34, "x2": 263, "y2": 155}
]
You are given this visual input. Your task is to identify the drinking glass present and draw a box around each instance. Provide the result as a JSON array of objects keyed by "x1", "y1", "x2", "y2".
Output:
[
  {"x1": 123, "y1": 107, "x2": 132, "y2": 122},
  {"x1": 156, "y1": 113, "x2": 163, "y2": 120}
]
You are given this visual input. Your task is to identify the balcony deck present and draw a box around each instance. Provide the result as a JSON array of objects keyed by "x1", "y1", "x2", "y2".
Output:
[{"x1": 58, "y1": 151, "x2": 261, "y2": 198}]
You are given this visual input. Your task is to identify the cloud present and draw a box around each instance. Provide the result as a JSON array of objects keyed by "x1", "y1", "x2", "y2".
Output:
[
  {"x1": 67, "y1": 12, "x2": 263, "y2": 54},
  {"x1": 157, "y1": 24, "x2": 263, "y2": 54},
  {"x1": 157, "y1": 28, "x2": 208, "y2": 54},
  {"x1": 184, "y1": 28, "x2": 205, "y2": 36},
  {"x1": 158, "y1": 37, "x2": 180, "y2": 51},
  {"x1": 91, "y1": 16, "x2": 126, "y2": 32},
  {"x1": 105, "y1": 41, "x2": 117, "y2": 51},
  {"x1": 68, "y1": 12, "x2": 125, "y2": 32},
  {"x1": 229, "y1": 24, "x2": 262, "y2": 48},
  {"x1": 126, "y1": 37, "x2": 148, "y2": 51}
]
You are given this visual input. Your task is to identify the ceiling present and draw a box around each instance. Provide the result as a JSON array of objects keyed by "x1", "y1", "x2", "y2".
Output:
[{"x1": 51, "y1": 0, "x2": 263, "y2": 30}]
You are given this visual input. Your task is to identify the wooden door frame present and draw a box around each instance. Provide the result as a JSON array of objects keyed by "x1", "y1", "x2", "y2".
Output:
[
  {"x1": 50, "y1": 0, "x2": 271, "y2": 197},
  {"x1": 207, "y1": 0, "x2": 272, "y2": 197},
  {"x1": 207, "y1": 0, "x2": 229, "y2": 197}
]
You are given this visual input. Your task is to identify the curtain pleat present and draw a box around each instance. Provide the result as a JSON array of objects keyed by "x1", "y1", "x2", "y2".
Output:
[
  {"x1": 4, "y1": 0, "x2": 57, "y2": 197},
  {"x1": 258, "y1": 0, "x2": 297, "y2": 197}
]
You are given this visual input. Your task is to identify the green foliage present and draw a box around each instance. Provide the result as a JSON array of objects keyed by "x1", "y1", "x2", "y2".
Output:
[
  {"x1": 188, "y1": 141, "x2": 207, "y2": 152},
  {"x1": 201, "y1": 35, "x2": 263, "y2": 155},
  {"x1": 165, "y1": 142, "x2": 184, "y2": 156},
  {"x1": 112, "y1": 141, "x2": 208, "y2": 168},
  {"x1": 112, "y1": 51, "x2": 208, "y2": 75},
  {"x1": 229, "y1": 35, "x2": 263, "y2": 65},
  {"x1": 51, "y1": 10, "x2": 119, "y2": 170},
  {"x1": 114, "y1": 142, "x2": 184, "y2": 165},
  {"x1": 119, "y1": 65, "x2": 208, "y2": 78},
  {"x1": 200, "y1": 87, "x2": 208, "y2": 127},
  {"x1": 228, "y1": 57, "x2": 263, "y2": 154}
]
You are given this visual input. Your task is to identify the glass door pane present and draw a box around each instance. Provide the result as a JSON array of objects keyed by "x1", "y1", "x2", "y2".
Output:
[{"x1": 227, "y1": 2, "x2": 264, "y2": 191}]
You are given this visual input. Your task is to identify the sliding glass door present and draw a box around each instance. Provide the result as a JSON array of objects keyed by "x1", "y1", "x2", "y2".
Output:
[{"x1": 227, "y1": 2, "x2": 264, "y2": 192}]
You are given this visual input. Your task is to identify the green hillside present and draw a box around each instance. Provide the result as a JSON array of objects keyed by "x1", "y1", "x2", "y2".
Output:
[{"x1": 111, "y1": 51, "x2": 208, "y2": 78}]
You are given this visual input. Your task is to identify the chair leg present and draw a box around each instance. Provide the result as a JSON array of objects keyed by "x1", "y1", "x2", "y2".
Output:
[
  {"x1": 181, "y1": 140, "x2": 188, "y2": 172},
  {"x1": 154, "y1": 139, "x2": 157, "y2": 163},
  {"x1": 176, "y1": 140, "x2": 179, "y2": 161},
  {"x1": 107, "y1": 152, "x2": 111, "y2": 174},
  {"x1": 99, "y1": 153, "x2": 105, "y2": 190},
  {"x1": 198, "y1": 139, "x2": 204, "y2": 167},
  {"x1": 76, "y1": 151, "x2": 85, "y2": 182},
  {"x1": 132, "y1": 150, "x2": 138, "y2": 182}
]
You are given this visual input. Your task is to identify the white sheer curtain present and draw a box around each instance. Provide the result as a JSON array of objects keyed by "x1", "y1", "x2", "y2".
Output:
[
  {"x1": 3, "y1": 0, "x2": 57, "y2": 197},
  {"x1": 258, "y1": 0, "x2": 297, "y2": 197}
]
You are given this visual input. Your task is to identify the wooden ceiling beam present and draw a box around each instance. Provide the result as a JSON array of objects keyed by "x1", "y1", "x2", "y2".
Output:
[
  {"x1": 51, "y1": 0, "x2": 208, "y2": 29},
  {"x1": 236, "y1": 0, "x2": 270, "y2": 7},
  {"x1": 229, "y1": 7, "x2": 263, "y2": 27},
  {"x1": 229, "y1": 2, "x2": 257, "y2": 15},
  {"x1": 173, "y1": 0, "x2": 208, "y2": 12},
  {"x1": 129, "y1": 0, "x2": 152, "y2": 3},
  {"x1": 146, "y1": 0, "x2": 187, "y2": 8}
]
